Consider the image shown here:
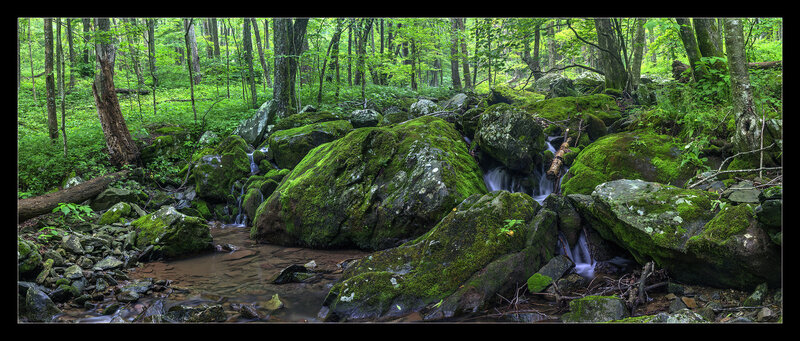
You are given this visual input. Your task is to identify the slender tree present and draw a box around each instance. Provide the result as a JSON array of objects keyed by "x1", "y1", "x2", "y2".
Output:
[
  {"x1": 449, "y1": 18, "x2": 461, "y2": 90},
  {"x1": 185, "y1": 18, "x2": 202, "y2": 84},
  {"x1": 458, "y1": 18, "x2": 472, "y2": 88},
  {"x1": 92, "y1": 18, "x2": 139, "y2": 166},
  {"x1": 594, "y1": 18, "x2": 629, "y2": 92},
  {"x1": 243, "y1": 18, "x2": 257, "y2": 108},
  {"x1": 724, "y1": 18, "x2": 763, "y2": 163},
  {"x1": 28, "y1": 19, "x2": 36, "y2": 102},
  {"x1": 318, "y1": 18, "x2": 344, "y2": 105},
  {"x1": 675, "y1": 18, "x2": 707, "y2": 82},
  {"x1": 629, "y1": 18, "x2": 647, "y2": 88},
  {"x1": 252, "y1": 18, "x2": 269, "y2": 93},
  {"x1": 44, "y1": 18, "x2": 58, "y2": 142},
  {"x1": 66, "y1": 19, "x2": 76, "y2": 90},
  {"x1": 184, "y1": 18, "x2": 198, "y2": 122},
  {"x1": 57, "y1": 18, "x2": 67, "y2": 157},
  {"x1": 273, "y1": 18, "x2": 308, "y2": 118},
  {"x1": 145, "y1": 18, "x2": 158, "y2": 115}
]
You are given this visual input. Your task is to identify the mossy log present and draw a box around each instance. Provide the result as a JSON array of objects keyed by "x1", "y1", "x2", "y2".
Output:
[{"x1": 17, "y1": 170, "x2": 129, "y2": 222}]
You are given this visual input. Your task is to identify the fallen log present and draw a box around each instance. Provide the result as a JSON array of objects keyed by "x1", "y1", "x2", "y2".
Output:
[
  {"x1": 17, "y1": 170, "x2": 129, "y2": 223},
  {"x1": 115, "y1": 88, "x2": 150, "y2": 95},
  {"x1": 547, "y1": 136, "x2": 573, "y2": 180},
  {"x1": 747, "y1": 61, "x2": 782, "y2": 70}
]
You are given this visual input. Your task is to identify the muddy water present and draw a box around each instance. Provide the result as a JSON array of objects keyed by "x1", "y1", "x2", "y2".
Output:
[{"x1": 125, "y1": 223, "x2": 370, "y2": 322}]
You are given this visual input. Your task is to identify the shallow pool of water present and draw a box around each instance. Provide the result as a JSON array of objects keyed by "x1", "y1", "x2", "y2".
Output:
[{"x1": 64, "y1": 223, "x2": 370, "y2": 323}]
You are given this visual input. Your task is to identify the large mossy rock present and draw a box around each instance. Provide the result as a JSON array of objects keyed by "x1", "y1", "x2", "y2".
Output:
[
  {"x1": 271, "y1": 110, "x2": 344, "y2": 132},
  {"x1": 569, "y1": 179, "x2": 780, "y2": 290},
  {"x1": 193, "y1": 135, "x2": 253, "y2": 203},
  {"x1": 321, "y1": 191, "x2": 556, "y2": 321},
  {"x1": 132, "y1": 206, "x2": 213, "y2": 258},
  {"x1": 525, "y1": 93, "x2": 622, "y2": 126},
  {"x1": 266, "y1": 120, "x2": 353, "y2": 169},
  {"x1": 251, "y1": 116, "x2": 487, "y2": 251},
  {"x1": 561, "y1": 130, "x2": 696, "y2": 196},
  {"x1": 91, "y1": 187, "x2": 148, "y2": 211},
  {"x1": 474, "y1": 103, "x2": 546, "y2": 173}
]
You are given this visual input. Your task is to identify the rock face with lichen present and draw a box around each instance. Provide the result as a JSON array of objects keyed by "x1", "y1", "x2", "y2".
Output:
[
  {"x1": 569, "y1": 179, "x2": 780, "y2": 290},
  {"x1": 193, "y1": 135, "x2": 253, "y2": 203},
  {"x1": 251, "y1": 116, "x2": 487, "y2": 251},
  {"x1": 320, "y1": 190, "x2": 557, "y2": 321},
  {"x1": 474, "y1": 103, "x2": 546, "y2": 173}
]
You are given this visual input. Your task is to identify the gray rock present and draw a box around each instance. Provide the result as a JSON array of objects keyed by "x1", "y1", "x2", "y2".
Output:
[
  {"x1": 409, "y1": 99, "x2": 440, "y2": 116},
  {"x1": 723, "y1": 180, "x2": 761, "y2": 204},
  {"x1": 64, "y1": 264, "x2": 84, "y2": 280},
  {"x1": 349, "y1": 109, "x2": 383, "y2": 128},
  {"x1": 93, "y1": 256, "x2": 123, "y2": 271},
  {"x1": 743, "y1": 282, "x2": 769, "y2": 307},
  {"x1": 61, "y1": 234, "x2": 85, "y2": 255},
  {"x1": 561, "y1": 295, "x2": 629, "y2": 322},
  {"x1": 91, "y1": 187, "x2": 148, "y2": 211},
  {"x1": 23, "y1": 287, "x2": 61, "y2": 322},
  {"x1": 232, "y1": 100, "x2": 279, "y2": 147},
  {"x1": 537, "y1": 255, "x2": 575, "y2": 285},
  {"x1": 116, "y1": 290, "x2": 140, "y2": 303}
]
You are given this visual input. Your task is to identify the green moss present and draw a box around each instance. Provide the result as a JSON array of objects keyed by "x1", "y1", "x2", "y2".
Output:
[
  {"x1": 525, "y1": 93, "x2": 621, "y2": 125},
  {"x1": 154, "y1": 125, "x2": 186, "y2": 135},
  {"x1": 268, "y1": 120, "x2": 353, "y2": 169},
  {"x1": 561, "y1": 130, "x2": 696, "y2": 196},
  {"x1": 98, "y1": 202, "x2": 132, "y2": 225},
  {"x1": 526, "y1": 273, "x2": 553, "y2": 293},
  {"x1": 132, "y1": 206, "x2": 212, "y2": 258},
  {"x1": 272, "y1": 111, "x2": 342, "y2": 131}
]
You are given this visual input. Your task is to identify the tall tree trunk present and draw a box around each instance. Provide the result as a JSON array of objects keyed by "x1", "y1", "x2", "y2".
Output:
[
  {"x1": 594, "y1": 18, "x2": 629, "y2": 92},
  {"x1": 449, "y1": 18, "x2": 461, "y2": 90},
  {"x1": 92, "y1": 18, "x2": 139, "y2": 167},
  {"x1": 223, "y1": 20, "x2": 230, "y2": 98},
  {"x1": 273, "y1": 18, "x2": 308, "y2": 118},
  {"x1": 630, "y1": 18, "x2": 647, "y2": 89},
  {"x1": 185, "y1": 19, "x2": 202, "y2": 84},
  {"x1": 66, "y1": 19, "x2": 76, "y2": 90},
  {"x1": 124, "y1": 18, "x2": 145, "y2": 87},
  {"x1": 44, "y1": 18, "x2": 58, "y2": 142},
  {"x1": 318, "y1": 19, "x2": 344, "y2": 105},
  {"x1": 458, "y1": 18, "x2": 471, "y2": 88},
  {"x1": 356, "y1": 18, "x2": 373, "y2": 101},
  {"x1": 184, "y1": 19, "x2": 198, "y2": 122},
  {"x1": 81, "y1": 18, "x2": 93, "y2": 77},
  {"x1": 210, "y1": 18, "x2": 220, "y2": 58},
  {"x1": 244, "y1": 18, "x2": 257, "y2": 108},
  {"x1": 264, "y1": 19, "x2": 271, "y2": 86},
  {"x1": 675, "y1": 18, "x2": 706, "y2": 82},
  {"x1": 522, "y1": 23, "x2": 542, "y2": 81},
  {"x1": 28, "y1": 20, "x2": 36, "y2": 102},
  {"x1": 724, "y1": 18, "x2": 765, "y2": 164},
  {"x1": 252, "y1": 18, "x2": 269, "y2": 95},
  {"x1": 693, "y1": 17, "x2": 727, "y2": 77},
  {"x1": 57, "y1": 18, "x2": 67, "y2": 158},
  {"x1": 146, "y1": 18, "x2": 158, "y2": 116}
]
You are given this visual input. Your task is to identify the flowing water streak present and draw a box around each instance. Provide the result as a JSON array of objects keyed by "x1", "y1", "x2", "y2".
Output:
[{"x1": 557, "y1": 231, "x2": 597, "y2": 279}]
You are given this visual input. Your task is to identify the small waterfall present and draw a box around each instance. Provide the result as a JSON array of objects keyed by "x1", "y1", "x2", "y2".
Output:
[
  {"x1": 247, "y1": 152, "x2": 259, "y2": 174},
  {"x1": 228, "y1": 180, "x2": 247, "y2": 228},
  {"x1": 558, "y1": 231, "x2": 597, "y2": 279},
  {"x1": 482, "y1": 135, "x2": 568, "y2": 205}
]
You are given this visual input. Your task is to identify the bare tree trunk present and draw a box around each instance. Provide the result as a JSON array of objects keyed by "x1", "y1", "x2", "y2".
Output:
[
  {"x1": 458, "y1": 18, "x2": 472, "y2": 89},
  {"x1": 449, "y1": 18, "x2": 461, "y2": 90},
  {"x1": 252, "y1": 18, "x2": 269, "y2": 94},
  {"x1": 28, "y1": 20, "x2": 36, "y2": 101},
  {"x1": 92, "y1": 18, "x2": 139, "y2": 167},
  {"x1": 264, "y1": 19, "x2": 271, "y2": 86},
  {"x1": 210, "y1": 18, "x2": 220, "y2": 58},
  {"x1": 124, "y1": 18, "x2": 145, "y2": 87},
  {"x1": 675, "y1": 18, "x2": 707, "y2": 82},
  {"x1": 185, "y1": 19, "x2": 202, "y2": 84},
  {"x1": 724, "y1": 18, "x2": 762, "y2": 163},
  {"x1": 56, "y1": 18, "x2": 67, "y2": 158},
  {"x1": 44, "y1": 18, "x2": 58, "y2": 142},
  {"x1": 243, "y1": 18, "x2": 257, "y2": 109},
  {"x1": 273, "y1": 18, "x2": 308, "y2": 118},
  {"x1": 318, "y1": 19, "x2": 344, "y2": 105},
  {"x1": 184, "y1": 19, "x2": 198, "y2": 122},
  {"x1": 594, "y1": 18, "x2": 628, "y2": 92},
  {"x1": 630, "y1": 18, "x2": 647, "y2": 88},
  {"x1": 66, "y1": 19, "x2": 76, "y2": 90},
  {"x1": 146, "y1": 19, "x2": 158, "y2": 116}
]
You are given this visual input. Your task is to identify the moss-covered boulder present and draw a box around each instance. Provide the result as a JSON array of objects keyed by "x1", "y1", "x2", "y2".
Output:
[
  {"x1": 561, "y1": 295, "x2": 629, "y2": 322},
  {"x1": 193, "y1": 135, "x2": 253, "y2": 203},
  {"x1": 140, "y1": 125, "x2": 189, "y2": 164},
  {"x1": 474, "y1": 103, "x2": 546, "y2": 173},
  {"x1": 321, "y1": 191, "x2": 556, "y2": 321},
  {"x1": 97, "y1": 202, "x2": 132, "y2": 225},
  {"x1": 409, "y1": 99, "x2": 440, "y2": 116},
  {"x1": 251, "y1": 116, "x2": 487, "y2": 251},
  {"x1": 132, "y1": 206, "x2": 213, "y2": 258},
  {"x1": 570, "y1": 179, "x2": 780, "y2": 290},
  {"x1": 266, "y1": 120, "x2": 353, "y2": 169},
  {"x1": 18, "y1": 237, "x2": 42, "y2": 277},
  {"x1": 525, "y1": 93, "x2": 622, "y2": 126},
  {"x1": 272, "y1": 110, "x2": 344, "y2": 132},
  {"x1": 561, "y1": 130, "x2": 697, "y2": 196}
]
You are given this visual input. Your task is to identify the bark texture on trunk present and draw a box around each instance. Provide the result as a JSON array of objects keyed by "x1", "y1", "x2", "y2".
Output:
[{"x1": 93, "y1": 18, "x2": 139, "y2": 167}]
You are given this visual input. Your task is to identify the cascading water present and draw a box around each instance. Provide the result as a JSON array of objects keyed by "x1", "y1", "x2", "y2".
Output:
[
  {"x1": 482, "y1": 135, "x2": 569, "y2": 205},
  {"x1": 557, "y1": 231, "x2": 597, "y2": 279}
]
